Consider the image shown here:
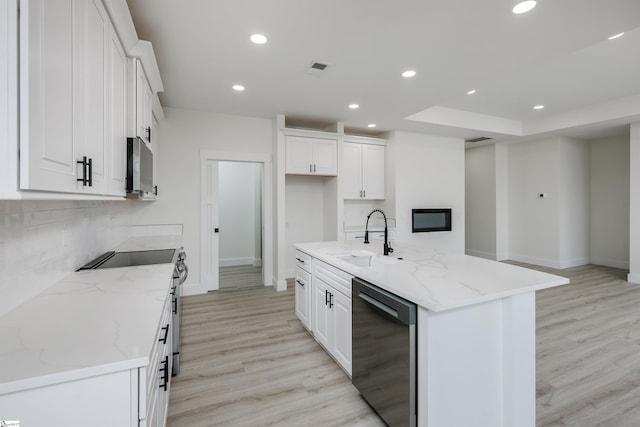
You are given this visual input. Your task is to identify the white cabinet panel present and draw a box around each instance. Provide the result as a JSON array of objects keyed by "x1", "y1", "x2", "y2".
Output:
[
  {"x1": 107, "y1": 19, "x2": 128, "y2": 196},
  {"x1": 312, "y1": 277, "x2": 331, "y2": 350},
  {"x1": 332, "y1": 289, "x2": 352, "y2": 375},
  {"x1": 136, "y1": 59, "x2": 153, "y2": 144},
  {"x1": 342, "y1": 141, "x2": 385, "y2": 200},
  {"x1": 295, "y1": 266, "x2": 311, "y2": 330},
  {"x1": 286, "y1": 135, "x2": 337, "y2": 176}
]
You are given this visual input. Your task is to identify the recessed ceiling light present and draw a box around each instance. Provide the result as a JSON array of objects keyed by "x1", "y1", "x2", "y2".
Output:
[
  {"x1": 608, "y1": 32, "x2": 624, "y2": 40},
  {"x1": 467, "y1": 89, "x2": 476, "y2": 95},
  {"x1": 402, "y1": 70, "x2": 416, "y2": 78},
  {"x1": 250, "y1": 34, "x2": 267, "y2": 44},
  {"x1": 232, "y1": 84, "x2": 245, "y2": 91},
  {"x1": 349, "y1": 104, "x2": 359, "y2": 109},
  {"x1": 512, "y1": 1, "x2": 536, "y2": 14},
  {"x1": 533, "y1": 105, "x2": 544, "y2": 110},
  {"x1": 368, "y1": 124, "x2": 376, "y2": 128}
]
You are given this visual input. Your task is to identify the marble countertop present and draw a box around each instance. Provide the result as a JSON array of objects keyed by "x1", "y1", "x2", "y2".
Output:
[
  {"x1": 0, "y1": 237, "x2": 182, "y2": 395},
  {"x1": 295, "y1": 240, "x2": 569, "y2": 312}
]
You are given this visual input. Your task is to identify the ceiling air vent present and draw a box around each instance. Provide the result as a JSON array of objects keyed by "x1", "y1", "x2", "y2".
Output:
[
  {"x1": 306, "y1": 61, "x2": 329, "y2": 75},
  {"x1": 464, "y1": 136, "x2": 493, "y2": 143}
]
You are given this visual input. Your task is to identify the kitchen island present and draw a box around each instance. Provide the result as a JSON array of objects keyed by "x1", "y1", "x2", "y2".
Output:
[{"x1": 294, "y1": 240, "x2": 569, "y2": 427}]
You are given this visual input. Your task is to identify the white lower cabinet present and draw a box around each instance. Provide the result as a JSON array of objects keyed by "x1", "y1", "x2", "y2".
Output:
[
  {"x1": 294, "y1": 266, "x2": 311, "y2": 330},
  {"x1": 0, "y1": 283, "x2": 173, "y2": 427},
  {"x1": 308, "y1": 257, "x2": 353, "y2": 376}
]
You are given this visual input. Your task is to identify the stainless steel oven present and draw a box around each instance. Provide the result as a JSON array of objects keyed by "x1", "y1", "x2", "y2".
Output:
[{"x1": 352, "y1": 277, "x2": 417, "y2": 427}]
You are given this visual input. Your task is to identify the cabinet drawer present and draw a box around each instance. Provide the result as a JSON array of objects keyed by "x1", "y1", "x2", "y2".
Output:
[
  {"x1": 295, "y1": 266, "x2": 311, "y2": 288},
  {"x1": 313, "y1": 259, "x2": 353, "y2": 297},
  {"x1": 295, "y1": 250, "x2": 312, "y2": 272}
]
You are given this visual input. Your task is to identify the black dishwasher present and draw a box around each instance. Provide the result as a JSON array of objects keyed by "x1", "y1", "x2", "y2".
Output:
[{"x1": 352, "y1": 277, "x2": 417, "y2": 427}]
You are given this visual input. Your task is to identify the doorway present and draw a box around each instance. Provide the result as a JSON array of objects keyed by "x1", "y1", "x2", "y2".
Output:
[
  {"x1": 200, "y1": 151, "x2": 272, "y2": 292},
  {"x1": 218, "y1": 161, "x2": 263, "y2": 290}
]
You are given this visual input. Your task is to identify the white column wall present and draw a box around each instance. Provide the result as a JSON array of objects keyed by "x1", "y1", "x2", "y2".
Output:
[
  {"x1": 465, "y1": 145, "x2": 497, "y2": 259},
  {"x1": 590, "y1": 135, "x2": 630, "y2": 269},
  {"x1": 392, "y1": 131, "x2": 465, "y2": 253},
  {"x1": 629, "y1": 123, "x2": 640, "y2": 283}
]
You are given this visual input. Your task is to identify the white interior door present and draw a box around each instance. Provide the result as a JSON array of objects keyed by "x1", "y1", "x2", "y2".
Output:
[{"x1": 201, "y1": 159, "x2": 220, "y2": 291}]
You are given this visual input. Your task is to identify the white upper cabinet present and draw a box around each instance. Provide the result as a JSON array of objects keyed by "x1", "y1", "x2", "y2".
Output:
[
  {"x1": 18, "y1": 0, "x2": 128, "y2": 197},
  {"x1": 286, "y1": 135, "x2": 337, "y2": 176},
  {"x1": 342, "y1": 140, "x2": 385, "y2": 200},
  {"x1": 107, "y1": 18, "x2": 128, "y2": 196},
  {"x1": 135, "y1": 59, "x2": 153, "y2": 145}
]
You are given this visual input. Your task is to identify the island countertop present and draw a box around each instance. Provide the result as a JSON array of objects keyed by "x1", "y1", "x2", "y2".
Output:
[{"x1": 294, "y1": 240, "x2": 569, "y2": 312}]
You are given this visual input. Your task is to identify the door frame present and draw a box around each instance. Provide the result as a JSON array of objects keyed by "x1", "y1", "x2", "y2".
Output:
[{"x1": 200, "y1": 150, "x2": 272, "y2": 292}]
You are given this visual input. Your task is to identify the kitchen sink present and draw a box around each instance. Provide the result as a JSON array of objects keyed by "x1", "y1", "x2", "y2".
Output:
[{"x1": 333, "y1": 250, "x2": 403, "y2": 267}]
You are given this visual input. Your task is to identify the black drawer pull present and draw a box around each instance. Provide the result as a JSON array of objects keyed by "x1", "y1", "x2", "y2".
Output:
[
  {"x1": 295, "y1": 257, "x2": 305, "y2": 263},
  {"x1": 160, "y1": 324, "x2": 169, "y2": 344},
  {"x1": 296, "y1": 279, "x2": 305, "y2": 286},
  {"x1": 159, "y1": 355, "x2": 169, "y2": 391}
]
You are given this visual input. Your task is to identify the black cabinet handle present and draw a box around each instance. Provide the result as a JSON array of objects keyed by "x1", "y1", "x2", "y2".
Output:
[
  {"x1": 77, "y1": 156, "x2": 88, "y2": 185},
  {"x1": 295, "y1": 257, "x2": 305, "y2": 263},
  {"x1": 159, "y1": 355, "x2": 169, "y2": 391},
  {"x1": 172, "y1": 297, "x2": 177, "y2": 314},
  {"x1": 146, "y1": 126, "x2": 151, "y2": 143},
  {"x1": 296, "y1": 279, "x2": 305, "y2": 287},
  {"x1": 154, "y1": 185, "x2": 158, "y2": 196},
  {"x1": 329, "y1": 292, "x2": 334, "y2": 308},
  {"x1": 87, "y1": 157, "x2": 92, "y2": 187},
  {"x1": 325, "y1": 289, "x2": 329, "y2": 306},
  {"x1": 160, "y1": 324, "x2": 169, "y2": 344}
]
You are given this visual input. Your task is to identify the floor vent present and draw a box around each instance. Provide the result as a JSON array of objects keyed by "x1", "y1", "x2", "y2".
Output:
[
  {"x1": 464, "y1": 136, "x2": 493, "y2": 143},
  {"x1": 306, "y1": 61, "x2": 329, "y2": 75}
]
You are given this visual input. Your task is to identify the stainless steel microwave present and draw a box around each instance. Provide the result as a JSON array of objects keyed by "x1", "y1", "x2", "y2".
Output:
[
  {"x1": 126, "y1": 137, "x2": 154, "y2": 194},
  {"x1": 412, "y1": 208, "x2": 452, "y2": 233}
]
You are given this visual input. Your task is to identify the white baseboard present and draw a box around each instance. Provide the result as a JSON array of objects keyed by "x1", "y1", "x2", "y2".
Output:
[
  {"x1": 272, "y1": 276, "x2": 288, "y2": 291},
  {"x1": 628, "y1": 273, "x2": 640, "y2": 285},
  {"x1": 509, "y1": 254, "x2": 589, "y2": 269},
  {"x1": 590, "y1": 257, "x2": 630, "y2": 270},
  {"x1": 465, "y1": 249, "x2": 497, "y2": 261},
  {"x1": 182, "y1": 282, "x2": 208, "y2": 296},
  {"x1": 219, "y1": 257, "x2": 260, "y2": 267}
]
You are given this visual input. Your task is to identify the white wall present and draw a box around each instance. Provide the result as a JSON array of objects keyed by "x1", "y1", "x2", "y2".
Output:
[
  {"x1": 0, "y1": 200, "x2": 132, "y2": 316},
  {"x1": 218, "y1": 161, "x2": 262, "y2": 266},
  {"x1": 590, "y1": 135, "x2": 630, "y2": 269},
  {"x1": 391, "y1": 131, "x2": 465, "y2": 253},
  {"x1": 465, "y1": 145, "x2": 497, "y2": 259},
  {"x1": 629, "y1": 123, "x2": 640, "y2": 283},
  {"x1": 508, "y1": 137, "x2": 590, "y2": 269},
  {"x1": 285, "y1": 176, "x2": 326, "y2": 277},
  {"x1": 558, "y1": 139, "x2": 590, "y2": 267},
  {"x1": 130, "y1": 107, "x2": 273, "y2": 288}
]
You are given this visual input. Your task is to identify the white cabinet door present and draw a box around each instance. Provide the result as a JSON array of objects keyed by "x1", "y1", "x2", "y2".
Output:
[
  {"x1": 107, "y1": 20, "x2": 127, "y2": 196},
  {"x1": 342, "y1": 142, "x2": 362, "y2": 198},
  {"x1": 136, "y1": 60, "x2": 153, "y2": 144},
  {"x1": 312, "y1": 277, "x2": 331, "y2": 350},
  {"x1": 361, "y1": 144, "x2": 385, "y2": 199},
  {"x1": 295, "y1": 267, "x2": 311, "y2": 330},
  {"x1": 313, "y1": 139, "x2": 338, "y2": 175},
  {"x1": 75, "y1": 0, "x2": 109, "y2": 194},
  {"x1": 342, "y1": 141, "x2": 385, "y2": 200},
  {"x1": 285, "y1": 135, "x2": 337, "y2": 176},
  {"x1": 19, "y1": 0, "x2": 77, "y2": 192},
  {"x1": 286, "y1": 136, "x2": 313, "y2": 174},
  {"x1": 332, "y1": 289, "x2": 352, "y2": 376}
]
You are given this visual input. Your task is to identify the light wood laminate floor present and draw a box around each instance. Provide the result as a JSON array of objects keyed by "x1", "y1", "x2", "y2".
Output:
[
  {"x1": 169, "y1": 263, "x2": 639, "y2": 426},
  {"x1": 218, "y1": 265, "x2": 263, "y2": 290}
]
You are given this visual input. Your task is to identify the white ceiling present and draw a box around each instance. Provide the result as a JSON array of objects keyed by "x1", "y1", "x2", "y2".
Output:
[{"x1": 126, "y1": 0, "x2": 640, "y2": 142}]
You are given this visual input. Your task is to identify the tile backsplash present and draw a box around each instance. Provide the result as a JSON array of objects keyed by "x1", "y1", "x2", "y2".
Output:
[{"x1": 0, "y1": 200, "x2": 133, "y2": 316}]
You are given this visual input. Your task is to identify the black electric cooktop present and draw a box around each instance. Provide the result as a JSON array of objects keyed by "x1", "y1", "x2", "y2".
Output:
[{"x1": 77, "y1": 249, "x2": 177, "y2": 270}]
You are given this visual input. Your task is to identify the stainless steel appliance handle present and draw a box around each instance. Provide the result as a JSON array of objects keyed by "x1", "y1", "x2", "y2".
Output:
[{"x1": 358, "y1": 291, "x2": 399, "y2": 319}]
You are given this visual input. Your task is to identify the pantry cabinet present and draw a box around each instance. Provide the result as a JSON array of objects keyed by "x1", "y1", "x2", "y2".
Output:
[
  {"x1": 343, "y1": 140, "x2": 385, "y2": 200},
  {"x1": 18, "y1": 0, "x2": 127, "y2": 196},
  {"x1": 286, "y1": 135, "x2": 337, "y2": 176}
]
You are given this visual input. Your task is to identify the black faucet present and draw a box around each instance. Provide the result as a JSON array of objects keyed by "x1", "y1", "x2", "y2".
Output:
[{"x1": 364, "y1": 209, "x2": 394, "y2": 256}]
